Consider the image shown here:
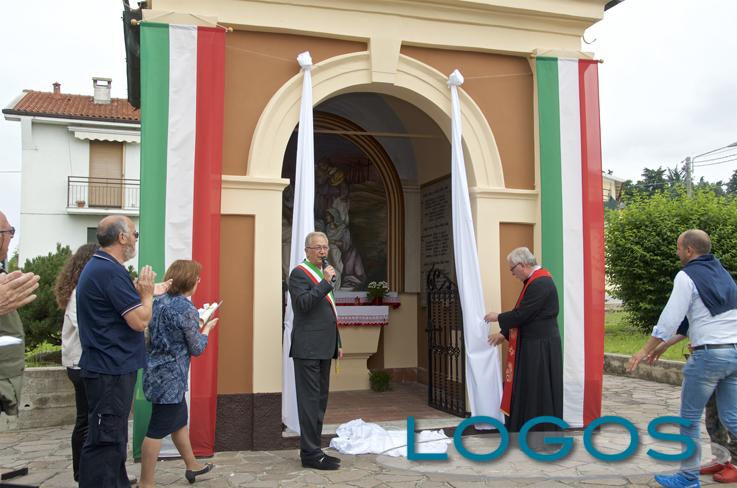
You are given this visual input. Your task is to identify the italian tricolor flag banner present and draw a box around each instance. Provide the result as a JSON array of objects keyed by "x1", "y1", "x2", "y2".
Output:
[
  {"x1": 536, "y1": 57, "x2": 605, "y2": 428},
  {"x1": 134, "y1": 23, "x2": 225, "y2": 457}
]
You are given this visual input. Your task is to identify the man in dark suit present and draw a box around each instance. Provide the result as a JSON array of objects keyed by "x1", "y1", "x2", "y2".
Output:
[{"x1": 288, "y1": 231, "x2": 343, "y2": 470}]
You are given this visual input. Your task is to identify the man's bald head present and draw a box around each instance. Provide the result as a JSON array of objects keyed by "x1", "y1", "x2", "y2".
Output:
[
  {"x1": 679, "y1": 229, "x2": 711, "y2": 256},
  {"x1": 96, "y1": 216, "x2": 132, "y2": 247}
]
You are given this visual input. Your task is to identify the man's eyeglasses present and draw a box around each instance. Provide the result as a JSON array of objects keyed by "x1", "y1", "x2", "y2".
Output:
[
  {"x1": 0, "y1": 226, "x2": 15, "y2": 238},
  {"x1": 307, "y1": 245, "x2": 329, "y2": 251},
  {"x1": 509, "y1": 263, "x2": 521, "y2": 272},
  {"x1": 131, "y1": 231, "x2": 139, "y2": 239}
]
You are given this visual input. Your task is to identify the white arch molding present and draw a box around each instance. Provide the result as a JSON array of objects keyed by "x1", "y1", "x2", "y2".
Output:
[
  {"x1": 237, "y1": 50, "x2": 514, "y2": 394},
  {"x1": 247, "y1": 51, "x2": 505, "y2": 188}
]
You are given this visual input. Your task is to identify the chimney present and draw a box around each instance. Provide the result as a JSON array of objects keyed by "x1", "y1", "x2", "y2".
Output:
[
  {"x1": 52, "y1": 82, "x2": 61, "y2": 98},
  {"x1": 92, "y1": 77, "x2": 112, "y2": 104}
]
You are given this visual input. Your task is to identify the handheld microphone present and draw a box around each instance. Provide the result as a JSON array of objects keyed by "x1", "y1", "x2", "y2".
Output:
[{"x1": 321, "y1": 257, "x2": 337, "y2": 283}]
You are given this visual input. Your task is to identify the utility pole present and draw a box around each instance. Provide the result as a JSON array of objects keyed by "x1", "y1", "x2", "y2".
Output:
[{"x1": 681, "y1": 141, "x2": 737, "y2": 197}]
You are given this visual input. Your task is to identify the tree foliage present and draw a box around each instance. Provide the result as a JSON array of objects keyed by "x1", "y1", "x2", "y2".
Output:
[
  {"x1": 605, "y1": 189, "x2": 737, "y2": 331},
  {"x1": 726, "y1": 169, "x2": 737, "y2": 195},
  {"x1": 619, "y1": 165, "x2": 728, "y2": 204},
  {"x1": 14, "y1": 244, "x2": 71, "y2": 350}
]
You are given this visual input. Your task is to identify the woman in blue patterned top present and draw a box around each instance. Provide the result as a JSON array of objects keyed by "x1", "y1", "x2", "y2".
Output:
[{"x1": 140, "y1": 260, "x2": 218, "y2": 487}]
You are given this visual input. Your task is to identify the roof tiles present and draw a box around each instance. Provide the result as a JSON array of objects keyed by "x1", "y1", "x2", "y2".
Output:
[{"x1": 3, "y1": 90, "x2": 139, "y2": 124}]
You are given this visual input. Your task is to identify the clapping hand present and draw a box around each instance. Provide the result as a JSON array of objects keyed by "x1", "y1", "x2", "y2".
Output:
[
  {"x1": 135, "y1": 265, "x2": 156, "y2": 297},
  {"x1": 0, "y1": 271, "x2": 40, "y2": 314},
  {"x1": 154, "y1": 279, "x2": 173, "y2": 296}
]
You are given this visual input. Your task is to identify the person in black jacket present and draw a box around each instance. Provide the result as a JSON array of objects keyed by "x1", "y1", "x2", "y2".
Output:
[
  {"x1": 288, "y1": 231, "x2": 343, "y2": 470},
  {"x1": 484, "y1": 247, "x2": 563, "y2": 437}
]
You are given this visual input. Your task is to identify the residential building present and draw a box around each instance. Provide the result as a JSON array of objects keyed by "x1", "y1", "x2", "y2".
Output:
[
  {"x1": 603, "y1": 171, "x2": 626, "y2": 204},
  {"x1": 3, "y1": 78, "x2": 140, "y2": 264}
]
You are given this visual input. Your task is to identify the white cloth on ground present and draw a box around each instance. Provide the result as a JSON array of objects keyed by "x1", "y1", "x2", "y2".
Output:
[{"x1": 329, "y1": 419, "x2": 451, "y2": 457}]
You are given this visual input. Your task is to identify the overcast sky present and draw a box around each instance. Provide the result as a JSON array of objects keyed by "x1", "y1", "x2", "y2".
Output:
[
  {"x1": 586, "y1": 0, "x2": 737, "y2": 184},
  {"x1": 1, "y1": 0, "x2": 736, "y2": 257}
]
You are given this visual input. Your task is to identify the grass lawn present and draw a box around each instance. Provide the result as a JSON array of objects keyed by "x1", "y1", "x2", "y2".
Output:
[{"x1": 604, "y1": 311, "x2": 687, "y2": 362}]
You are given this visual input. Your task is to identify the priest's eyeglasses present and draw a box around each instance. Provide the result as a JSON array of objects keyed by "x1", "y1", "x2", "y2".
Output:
[
  {"x1": 509, "y1": 263, "x2": 521, "y2": 272},
  {"x1": 0, "y1": 226, "x2": 15, "y2": 237}
]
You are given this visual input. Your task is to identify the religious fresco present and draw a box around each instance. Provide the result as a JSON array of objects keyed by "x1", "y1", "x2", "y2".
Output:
[{"x1": 282, "y1": 132, "x2": 388, "y2": 290}]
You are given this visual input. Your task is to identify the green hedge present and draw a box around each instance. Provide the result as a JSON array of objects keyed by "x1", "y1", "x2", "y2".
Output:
[
  {"x1": 11, "y1": 244, "x2": 71, "y2": 350},
  {"x1": 605, "y1": 189, "x2": 737, "y2": 332}
]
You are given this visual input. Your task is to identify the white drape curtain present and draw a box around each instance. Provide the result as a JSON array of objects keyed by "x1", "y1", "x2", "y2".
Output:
[
  {"x1": 282, "y1": 51, "x2": 315, "y2": 434},
  {"x1": 448, "y1": 69, "x2": 504, "y2": 424}
]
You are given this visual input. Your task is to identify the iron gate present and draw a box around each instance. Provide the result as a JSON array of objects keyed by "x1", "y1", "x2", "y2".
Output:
[{"x1": 426, "y1": 267, "x2": 467, "y2": 417}]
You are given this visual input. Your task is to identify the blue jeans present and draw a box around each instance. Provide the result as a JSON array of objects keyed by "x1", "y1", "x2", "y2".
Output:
[{"x1": 680, "y1": 345, "x2": 737, "y2": 479}]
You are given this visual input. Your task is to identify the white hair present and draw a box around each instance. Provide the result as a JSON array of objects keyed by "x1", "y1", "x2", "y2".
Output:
[
  {"x1": 304, "y1": 231, "x2": 328, "y2": 247},
  {"x1": 507, "y1": 247, "x2": 537, "y2": 267}
]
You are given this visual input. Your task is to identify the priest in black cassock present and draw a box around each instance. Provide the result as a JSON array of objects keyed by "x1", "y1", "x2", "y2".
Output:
[{"x1": 485, "y1": 247, "x2": 563, "y2": 433}]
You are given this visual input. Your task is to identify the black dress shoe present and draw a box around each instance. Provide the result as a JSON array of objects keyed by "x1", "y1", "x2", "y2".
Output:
[
  {"x1": 301, "y1": 455, "x2": 339, "y2": 470},
  {"x1": 322, "y1": 452, "x2": 341, "y2": 464},
  {"x1": 185, "y1": 463, "x2": 214, "y2": 484}
]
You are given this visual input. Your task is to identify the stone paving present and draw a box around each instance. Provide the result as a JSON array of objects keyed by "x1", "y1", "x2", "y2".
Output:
[{"x1": 0, "y1": 375, "x2": 724, "y2": 487}]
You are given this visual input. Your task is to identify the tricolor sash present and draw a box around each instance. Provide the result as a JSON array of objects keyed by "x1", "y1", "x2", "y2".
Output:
[
  {"x1": 500, "y1": 267, "x2": 553, "y2": 416},
  {"x1": 296, "y1": 260, "x2": 337, "y2": 318}
]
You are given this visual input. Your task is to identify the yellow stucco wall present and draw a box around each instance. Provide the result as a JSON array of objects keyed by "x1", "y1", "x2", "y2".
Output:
[{"x1": 144, "y1": 0, "x2": 608, "y2": 393}]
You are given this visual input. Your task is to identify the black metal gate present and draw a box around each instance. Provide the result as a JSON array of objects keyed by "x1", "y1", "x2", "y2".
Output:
[{"x1": 426, "y1": 267, "x2": 467, "y2": 417}]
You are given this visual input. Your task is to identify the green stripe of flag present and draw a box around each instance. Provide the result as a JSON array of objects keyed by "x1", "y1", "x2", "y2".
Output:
[
  {"x1": 134, "y1": 22, "x2": 170, "y2": 459},
  {"x1": 537, "y1": 57, "x2": 565, "y2": 338},
  {"x1": 139, "y1": 23, "x2": 169, "y2": 277}
]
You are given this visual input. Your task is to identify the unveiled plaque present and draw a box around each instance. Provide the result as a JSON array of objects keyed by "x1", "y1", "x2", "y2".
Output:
[{"x1": 420, "y1": 175, "x2": 455, "y2": 305}]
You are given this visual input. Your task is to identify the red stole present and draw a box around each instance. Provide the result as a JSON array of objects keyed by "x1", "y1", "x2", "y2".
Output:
[{"x1": 500, "y1": 267, "x2": 552, "y2": 416}]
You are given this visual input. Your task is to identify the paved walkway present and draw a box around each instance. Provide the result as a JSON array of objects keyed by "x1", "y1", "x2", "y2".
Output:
[{"x1": 0, "y1": 375, "x2": 724, "y2": 487}]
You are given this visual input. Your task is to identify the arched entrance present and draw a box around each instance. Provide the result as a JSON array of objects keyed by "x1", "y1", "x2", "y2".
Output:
[
  {"x1": 280, "y1": 111, "x2": 404, "y2": 291},
  {"x1": 279, "y1": 89, "x2": 471, "y2": 425},
  {"x1": 244, "y1": 50, "x2": 508, "y2": 423}
]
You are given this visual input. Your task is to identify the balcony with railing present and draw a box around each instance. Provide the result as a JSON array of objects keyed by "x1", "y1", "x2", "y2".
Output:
[{"x1": 67, "y1": 176, "x2": 140, "y2": 215}]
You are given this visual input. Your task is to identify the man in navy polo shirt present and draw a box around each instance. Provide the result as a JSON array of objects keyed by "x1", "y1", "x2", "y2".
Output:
[{"x1": 76, "y1": 215, "x2": 160, "y2": 488}]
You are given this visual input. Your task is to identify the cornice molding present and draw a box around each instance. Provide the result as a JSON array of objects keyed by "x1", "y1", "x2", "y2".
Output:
[
  {"x1": 470, "y1": 187, "x2": 539, "y2": 200},
  {"x1": 150, "y1": 0, "x2": 608, "y2": 55},
  {"x1": 221, "y1": 175, "x2": 290, "y2": 192}
]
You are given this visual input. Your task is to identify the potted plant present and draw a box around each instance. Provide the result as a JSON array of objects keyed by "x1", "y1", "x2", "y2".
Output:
[
  {"x1": 369, "y1": 370, "x2": 391, "y2": 392},
  {"x1": 75, "y1": 199, "x2": 86, "y2": 208},
  {"x1": 366, "y1": 281, "x2": 389, "y2": 305}
]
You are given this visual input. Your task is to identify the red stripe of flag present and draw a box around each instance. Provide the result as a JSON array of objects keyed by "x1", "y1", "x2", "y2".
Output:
[
  {"x1": 579, "y1": 59, "x2": 605, "y2": 426},
  {"x1": 190, "y1": 26, "x2": 225, "y2": 456}
]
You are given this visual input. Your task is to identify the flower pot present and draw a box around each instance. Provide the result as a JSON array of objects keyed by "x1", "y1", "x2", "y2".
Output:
[{"x1": 75, "y1": 201, "x2": 86, "y2": 208}]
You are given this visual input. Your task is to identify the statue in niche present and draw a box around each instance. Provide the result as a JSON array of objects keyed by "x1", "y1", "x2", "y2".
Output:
[
  {"x1": 282, "y1": 142, "x2": 386, "y2": 291},
  {"x1": 324, "y1": 207, "x2": 366, "y2": 290},
  {"x1": 316, "y1": 162, "x2": 366, "y2": 290}
]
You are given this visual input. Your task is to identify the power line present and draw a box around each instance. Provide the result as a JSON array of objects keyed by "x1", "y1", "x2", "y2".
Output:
[
  {"x1": 693, "y1": 152, "x2": 737, "y2": 165},
  {"x1": 693, "y1": 157, "x2": 737, "y2": 168},
  {"x1": 693, "y1": 145, "x2": 737, "y2": 160}
]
